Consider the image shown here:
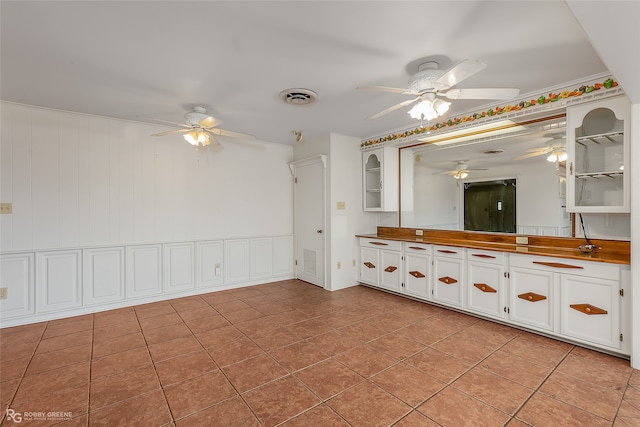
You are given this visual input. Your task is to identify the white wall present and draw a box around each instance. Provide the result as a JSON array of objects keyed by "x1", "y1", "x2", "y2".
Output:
[{"x1": 0, "y1": 102, "x2": 293, "y2": 252}]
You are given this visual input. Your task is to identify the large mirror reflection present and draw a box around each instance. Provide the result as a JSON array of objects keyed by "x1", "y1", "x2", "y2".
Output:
[{"x1": 400, "y1": 120, "x2": 572, "y2": 236}]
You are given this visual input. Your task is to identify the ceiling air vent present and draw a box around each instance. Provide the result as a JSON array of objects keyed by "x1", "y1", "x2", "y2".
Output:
[{"x1": 279, "y1": 88, "x2": 318, "y2": 106}]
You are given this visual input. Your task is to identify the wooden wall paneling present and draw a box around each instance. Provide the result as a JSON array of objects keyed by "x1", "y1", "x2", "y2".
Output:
[
  {"x1": 224, "y1": 239, "x2": 250, "y2": 284},
  {"x1": 251, "y1": 237, "x2": 273, "y2": 279},
  {"x1": 83, "y1": 247, "x2": 125, "y2": 305},
  {"x1": 155, "y1": 138, "x2": 174, "y2": 243},
  {"x1": 117, "y1": 121, "x2": 136, "y2": 243},
  {"x1": 163, "y1": 242, "x2": 195, "y2": 292},
  {"x1": 10, "y1": 105, "x2": 34, "y2": 251},
  {"x1": 58, "y1": 111, "x2": 81, "y2": 248},
  {"x1": 273, "y1": 236, "x2": 294, "y2": 276},
  {"x1": 195, "y1": 240, "x2": 224, "y2": 288},
  {"x1": 88, "y1": 117, "x2": 110, "y2": 246},
  {"x1": 108, "y1": 120, "x2": 122, "y2": 245},
  {"x1": 126, "y1": 244, "x2": 162, "y2": 298},
  {"x1": 31, "y1": 108, "x2": 60, "y2": 249},
  {"x1": 0, "y1": 104, "x2": 14, "y2": 250},
  {"x1": 77, "y1": 114, "x2": 91, "y2": 248},
  {"x1": 36, "y1": 249, "x2": 82, "y2": 313},
  {"x1": 0, "y1": 253, "x2": 35, "y2": 319}
]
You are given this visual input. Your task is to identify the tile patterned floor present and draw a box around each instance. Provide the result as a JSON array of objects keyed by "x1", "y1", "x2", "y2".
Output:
[{"x1": 1, "y1": 279, "x2": 639, "y2": 426}]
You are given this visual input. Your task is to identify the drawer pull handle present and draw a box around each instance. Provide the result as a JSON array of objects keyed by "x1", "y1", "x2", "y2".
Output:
[
  {"x1": 474, "y1": 283, "x2": 497, "y2": 293},
  {"x1": 384, "y1": 266, "x2": 398, "y2": 273},
  {"x1": 570, "y1": 304, "x2": 607, "y2": 315},
  {"x1": 532, "y1": 261, "x2": 583, "y2": 269},
  {"x1": 370, "y1": 242, "x2": 389, "y2": 246},
  {"x1": 437, "y1": 249, "x2": 457, "y2": 254},
  {"x1": 408, "y1": 246, "x2": 427, "y2": 251},
  {"x1": 472, "y1": 254, "x2": 496, "y2": 259},
  {"x1": 439, "y1": 276, "x2": 458, "y2": 285},
  {"x1": 518, "y1": 292, "x2": 547, "y2": 302},
  {"x1": 364, "y1": 262, "x2": 375, "y2": 269},
  {"x1": 409, "y1": 270, "x2": 425, "y2": 278}
]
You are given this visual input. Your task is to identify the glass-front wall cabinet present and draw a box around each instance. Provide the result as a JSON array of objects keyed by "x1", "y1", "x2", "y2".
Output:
[{"x1": 567, "y1": 95, "x2": 630, "y2": 213}]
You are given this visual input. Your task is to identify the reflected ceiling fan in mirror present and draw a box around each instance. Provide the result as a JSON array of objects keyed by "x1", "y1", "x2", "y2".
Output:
[
  {"x1": 433, "y1": 160, "x2": 488, "y2": 180},
  {"x1": 358, "y1": 59, "x2": 520, "y2": 122},
  {"x1": 512, "y1": 133, "x2": 567, "y2": 168},
  {"x1": 146, "y1": 106, "x2": 256, "y2": 148}
]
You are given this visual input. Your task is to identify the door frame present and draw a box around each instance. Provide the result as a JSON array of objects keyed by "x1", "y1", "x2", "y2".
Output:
[{"x1": 289, "y1": 155, "x2": 327, "y2": 288}]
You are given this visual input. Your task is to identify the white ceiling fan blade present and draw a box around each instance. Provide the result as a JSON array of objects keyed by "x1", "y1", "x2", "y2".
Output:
[
  {"x1": 151, "y1": 128, "x2": 190, "y2": 137},
  {"x1": 209, "y1": 128, "x2": 256, "y2": 140},
  {"x1": 443, "y1": 88, "x2": 520, "y2": 100},
  {"x1": 432, "y1": 170, "x2": 456, "y2": 175},
  {"x1": 467, "y1": 168, "x2": 488, "y2": 171},
  {"x1": 367, "y1": 97, "x2": 420, "y2": 120},
  {"x1": 512, "y1": 148, "x2": 552, "y2": 160},
  {"x1": 358, "y1": 85, "x2": 416, "y2": 95},
  {"x1": 199, "y1": 116, "x2": 223, "y2": 128},
  {"x1": 137, "y1": 116, "x2": 191, "y2": 128},
  {"x1": 435, "y1": 59, "x2": 487, "y2": 88}
]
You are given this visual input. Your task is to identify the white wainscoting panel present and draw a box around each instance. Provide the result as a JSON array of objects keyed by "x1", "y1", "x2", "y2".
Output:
[
  {"x1": 251, "y1": 237, "x2": 273, "y2": 280},
  {"x1": 195, "y1": 241, "x2": 224, "y2": 288},
  {"x1": 225, "y1": 239, "x2": 250, "y2": 284},
  {"x1": 164, "y1": 242, "x2": 195, "y2": 292},
  {"x1": 126, "y1": 244, "x2": 162, "y2": 299},
  {"x1": 272, "y1": 236, "x2": 294, "y2": 277},
  {"x1": 0, "y1": 253, "x2": 35, "y2": 319},
  {"x1": 36, "y1": 250, "x2": 82, "y2": 313},
  {"x1": 83, "y1": 247, "x2": 125, "y2": 305}
]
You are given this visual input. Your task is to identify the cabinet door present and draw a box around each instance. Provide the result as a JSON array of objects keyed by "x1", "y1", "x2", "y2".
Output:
[
  {"x1": 404, "y1": 254, "x2": 430, "y2": 299},
  {"x1": 560, "y1": 274, "x2": 619, "y2": 349},
  {"x1": 360, "y1": 247, "x2": 379, "y2": 285},
  {"x1": 509, "y1": 266, "x2": 555, "y2": 332},
  {"x1": 467, "y1": 261, "x2": 504, "y2": 319},
  {"x1": 432, "y1": 257, "x2": 464, "y2": 308},
  {"x1": 567, "y1": 95, "x2": 630, "y2": 213},
  {"x1": 380, "y1": 250, "x2": 402, "y2": 291},
  {"x1": 362, "y1": 146, "x2": 398, "y2": 212}
]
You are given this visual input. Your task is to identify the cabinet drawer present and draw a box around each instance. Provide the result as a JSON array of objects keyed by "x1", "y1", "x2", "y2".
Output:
[
  {"x1": 433, "y1": 245, "x2": 464, "y2": 259},
  {"x1": 360, "y1": 238, "x2": 402, "y2": 251},
  {"x1": 508, "y1": 254, "x2": 619, "y2": 281},
  {"x1": 404, "y1": 242, "x2": 432, "y2": 256},
  {"x1": 467, "y1": 248, "x2": 504, "y2": 265}
]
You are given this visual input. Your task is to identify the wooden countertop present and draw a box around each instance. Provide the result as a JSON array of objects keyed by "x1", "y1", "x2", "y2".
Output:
[{"x1": 356, "y1": 233, "x2": 630, "y2": 265}]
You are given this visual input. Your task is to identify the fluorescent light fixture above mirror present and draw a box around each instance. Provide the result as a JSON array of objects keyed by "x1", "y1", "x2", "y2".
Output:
[{"x1": 418, "y1": 119, "x2": 527, "y2": 146}]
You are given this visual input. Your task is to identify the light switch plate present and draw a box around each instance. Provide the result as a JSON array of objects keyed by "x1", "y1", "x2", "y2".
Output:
[
  {"x1": 0, "y1": 203, "x2": 12, "y2": 214},
  {"x1": 0, "y1": 288, "x2": 7, "y2": 299},
  {"x1": 516, "y1": 236, "x2": 529, "y2": 245},
  {"x1": 415, "y1": 229, "x2": 424, "y2": 236}
]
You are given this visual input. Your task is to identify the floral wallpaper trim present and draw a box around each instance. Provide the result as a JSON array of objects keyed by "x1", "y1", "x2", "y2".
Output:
[{"x1": 361, "y1": 78, "x2": 619, "y2": 147}]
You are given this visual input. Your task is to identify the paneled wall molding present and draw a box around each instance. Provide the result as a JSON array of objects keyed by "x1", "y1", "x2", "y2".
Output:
[{"x1": 0, "y1": 235, "x2": 294, "y2": 328}]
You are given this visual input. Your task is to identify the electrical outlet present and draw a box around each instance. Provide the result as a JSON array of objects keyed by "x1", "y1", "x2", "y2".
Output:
[
  {"x1": 0, "y1": 288, "x2": 7, "y2": 299},
  {"x1": 352, "y1": 259, "x2": 356, "y2": 267},
  {"x1": 0, "y1": 203, "x2": 12, "y2": 214},
  {"x1": 337, "y1": 261, "x2": 341, "y2": 269},
  {"x1": 215, "y1": 263, "x2": 221, "y2": 277},
  {"x1": 516, "y1": 236, "x2": 529, "y2": 245},
  {"x1": 415, "y1": 229, "x2": 423, "y2": 236}
]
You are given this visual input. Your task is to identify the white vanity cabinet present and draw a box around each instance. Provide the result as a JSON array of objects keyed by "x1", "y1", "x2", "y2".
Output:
[
  {"x1": 357, "y1": 237, "x2": 628, "y2": 355},
  {"x1": 362, "y1": 146, "x2": 398, "y2": 211},
  {"x1": 508, "y1": 255, "x2": 557, "y2": 333},
  {"x1": 566, "y1": 95, "x2": 630, "y2": 213},
  {"x1": 359, "y1": 238, "x2": 402, "y2": 290},
  {"x1": 466, "y1": 249, "x2": 506, "y2": 320},
  {"x1": 403, "y1": 242, "x2": 432, "y2": 299},
  {"x1": 432, "y1": 245, "x2": 465, "y2": 308}
]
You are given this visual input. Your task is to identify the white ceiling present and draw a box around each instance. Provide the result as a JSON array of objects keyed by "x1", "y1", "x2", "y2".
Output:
[{"x1": 0, "y1": 1, "x2": 632, "y2": 146}]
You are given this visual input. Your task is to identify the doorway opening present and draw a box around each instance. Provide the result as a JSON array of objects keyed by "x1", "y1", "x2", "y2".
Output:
[{"x1": 464, "y1": 179, "x2": 516, "y2": 233}]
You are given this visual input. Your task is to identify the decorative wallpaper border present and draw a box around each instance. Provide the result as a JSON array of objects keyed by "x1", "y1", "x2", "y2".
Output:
[{"x1": 361, "y1": 78, "x2": 619, "y2": 148}]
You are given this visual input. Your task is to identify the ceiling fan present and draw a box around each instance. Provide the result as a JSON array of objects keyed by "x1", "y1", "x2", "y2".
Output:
[
  {"x1": 512, "y1": 133, "x2": 567, "y2": 165},
  {"x1": 147, "y1": 106, "x2": 256, "y2": 147},
  {"x1": 359, "y1": 59, "x2": 520, "y2": 120},
  {"x1": 433, "y1": 160, "x2": 488, "y2": 180}
]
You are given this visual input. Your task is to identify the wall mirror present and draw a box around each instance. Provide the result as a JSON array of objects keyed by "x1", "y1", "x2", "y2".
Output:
[{"x1": 399, "y1": 115, "x2": 572, "y2": 236}]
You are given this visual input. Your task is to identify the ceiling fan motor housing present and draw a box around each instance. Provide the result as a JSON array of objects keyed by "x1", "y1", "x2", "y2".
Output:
[
  {"x1": 408, "y1": 62, "x2": 446, "y2": 93},
  {"x1": 184, "y1": 107, "x2": 210, "y2": 126}
]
